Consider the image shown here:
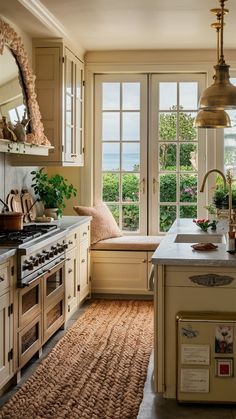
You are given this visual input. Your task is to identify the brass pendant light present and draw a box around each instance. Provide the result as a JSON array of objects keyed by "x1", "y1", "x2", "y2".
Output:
[
  {"x1": 195, "y1": 10, "x2": 231, "y2": 128},
  {"x1": 199, "y1": 0, "x2": 236, "y2": 110},
  {"x1": 194, "y1": 108, "x2": 231, "y2": 128}
]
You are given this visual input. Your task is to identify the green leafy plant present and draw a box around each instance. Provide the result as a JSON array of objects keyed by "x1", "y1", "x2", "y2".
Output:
[{"x1": 31, "y1": 168, "x2": 77, "y2": 217}]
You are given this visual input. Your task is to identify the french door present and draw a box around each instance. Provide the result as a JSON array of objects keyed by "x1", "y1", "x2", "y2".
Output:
[{"x1": 94, "y1": 73, "x2": 206, "y2": 235}]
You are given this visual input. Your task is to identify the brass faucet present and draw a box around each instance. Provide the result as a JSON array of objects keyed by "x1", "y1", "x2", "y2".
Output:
[
  {"x1": 199, "y1": 169, "x2": 227, "y2": 192},
  {"x1": 200, "y1": 168, "x2": 234, "y2": 228}
]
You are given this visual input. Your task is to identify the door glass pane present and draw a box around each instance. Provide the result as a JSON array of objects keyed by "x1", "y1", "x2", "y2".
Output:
[
  {"x1": 122, "y1": 143, "x2": 140, "y2": 171},
  {"x1": 224, "y1": 110, "x2": 236, "y2": 176},
  {"x1": 46, "y1": 301, "x2": 63, "y2": 329},
  {"x1": 46, "y1": 269, "x2": 63, "y2": 296},
  {"x1": 102, "y1": 83, "x2": 120, "y2": 110},
  {"x1": 160, "y1": 205, "x2": 176, "y2": 232},
  {"x1": 180, "y1": 174, "x2": 197, "y2": 202},
  {"x1": 180, "y1": 144, "x2": 198, "y2": 171},
  {"x1": 179, "y1": 82, "x2": 198, "y2": 110},
  {"x1": 102, "y1": 112, "x2": 120, "y2": 141},
  {"x1": 102, "y1": 173, "x2": 119, "y2": 201},
  {"x1": 66, "y1": 60, "x2": 72, "y2": 94},
  {"x1": 122, "y1": 204, "x2": 139, "y2": 231},
  {"x1": 21, "y1": 323, "x2": 39, "y2": 354},
  {"x1": 107, "y1": 204, "x2": 119, "y2": 223},
  {"x1": 122, "y1": 112, "x2": 140, "y2": 141},
  {"x1": 159, "y1": 83, "x2": 177, "y2": 110},
  {"x1": 159, "y1": 113, "x2": 177, "y2": 140},
  {"x1": 122, "y1": 173, "x2": 140, "y2": 202},
  {"x1": 22, "y1": 286, "x2": 39, "y2": 315},
  {"x1": 159, "y1": 144, "x2": 176, "y2": 171},
  {"x1": 122, "y1": 83, "x2": 140, "y2": 110},
  {"x1": 180, "y1": 205, "x2": 197, "y2": 218},
  {"x1": 160, "y1": 174, "x2": 176, "y2": 202},
  {"x1": 179, "y1": 112, "x2": 197, "y2": 141},
  {"x1": 102, "y1": 143, "x2": 120, "y2": 171}
]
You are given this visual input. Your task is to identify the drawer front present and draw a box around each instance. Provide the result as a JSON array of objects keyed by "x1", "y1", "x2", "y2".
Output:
[
  {"x1": 165, "y1": 266, "x2": 236, "y2": 288},
  {"x1": 18, "y1": 315, "x2": 42, "y2": 369},
  {"x1": 79, "y1": 222, "x2": 90, "y2": 243},
  {"x1": 0, "y1": 261, "x2": 11, "y2": 295}
]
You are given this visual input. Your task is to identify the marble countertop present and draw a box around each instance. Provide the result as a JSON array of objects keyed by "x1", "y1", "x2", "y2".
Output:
[
  {"x1": 0, "y1": 248, "x2": 17, "y2": 263},
  {"x1": 151, "y1": 218, "x2": 236, "y2": 266},
  {"x1": 58, "y1": 215, "x2": 92, "y2": 231}
]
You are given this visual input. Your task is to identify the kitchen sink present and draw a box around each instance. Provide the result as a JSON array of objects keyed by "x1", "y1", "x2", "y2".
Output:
[{"x1": 174, "y1": 233, "x2": 226, "y2": 244}]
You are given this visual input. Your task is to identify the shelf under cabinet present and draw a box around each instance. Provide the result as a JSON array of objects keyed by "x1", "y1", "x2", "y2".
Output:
[{"x1": 0, "y1": 139, "x2": 54, "y2": 156}]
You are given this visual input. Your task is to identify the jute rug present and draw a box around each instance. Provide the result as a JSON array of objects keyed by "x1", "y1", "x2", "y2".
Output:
[{"x1": 0, "y1": 299, "x2": 153, "y2": 419}]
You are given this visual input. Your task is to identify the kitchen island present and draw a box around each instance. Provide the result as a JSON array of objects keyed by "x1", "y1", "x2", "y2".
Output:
[{"x1": 152, "y1": 218, "x2": 236, "y2": 402}]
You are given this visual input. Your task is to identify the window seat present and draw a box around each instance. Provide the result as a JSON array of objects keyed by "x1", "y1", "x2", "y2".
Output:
[
  {"x1": 91, "y1": 235, "x2": 163, "y2": 251},
  {"x1": 91, "y1": 235, "x2": 162, "y2": 295}
]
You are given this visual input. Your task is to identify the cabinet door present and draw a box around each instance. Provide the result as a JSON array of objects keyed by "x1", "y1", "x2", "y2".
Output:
[
  {"x1": 0, "y1": 292, "x2": 11, "y2": 388},
  {"x1": 79, "y1": 240, "x2": 90, "y2": 303},
  {"x1": 64, "y1": 48, "x2": 84, "y2": 165},
  {"x1": 65, "y1": 247, "x2": 78, "y2": 320}
]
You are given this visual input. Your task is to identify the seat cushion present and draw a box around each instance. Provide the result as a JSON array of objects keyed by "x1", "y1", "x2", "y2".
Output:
[{"x1": 91, "y1": 235, "x2": 162, "y2": 251}]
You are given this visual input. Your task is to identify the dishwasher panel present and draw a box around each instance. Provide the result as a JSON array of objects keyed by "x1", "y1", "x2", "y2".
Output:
[{"x1": 176, "y1": 312, "x2": 236, "y2": 403}]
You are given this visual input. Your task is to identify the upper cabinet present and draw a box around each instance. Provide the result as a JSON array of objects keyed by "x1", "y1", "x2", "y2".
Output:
[
  {"x1": 31, "y1": 39, "x2": 84, "y2": 166},
  {"x1": 0, "y1": 19, "x2": 52, "y2": 157}
]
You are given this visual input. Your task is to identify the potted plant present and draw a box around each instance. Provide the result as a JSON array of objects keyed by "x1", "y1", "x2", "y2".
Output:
[
  {"x1": 212, "y1": 186, "x2": 228, "y2": 209},
  {"x1": 31, "y1": 168, "x2": 77, "y2": 218}
]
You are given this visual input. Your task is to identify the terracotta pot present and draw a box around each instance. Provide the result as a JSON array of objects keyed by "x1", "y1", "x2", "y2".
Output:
[
  {"x1": 44, "y1": 208, "x2": 58, "y2": 220},
  {"x1": 0, "y1": 212, "x2": 23, "y2": 231}
]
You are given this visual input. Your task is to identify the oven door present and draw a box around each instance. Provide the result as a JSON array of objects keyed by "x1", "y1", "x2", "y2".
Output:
[{"x1": 43, "y1": 259, "x2": 65, "y2": 343}]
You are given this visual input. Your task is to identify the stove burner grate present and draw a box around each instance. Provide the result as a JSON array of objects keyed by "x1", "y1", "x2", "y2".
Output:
[{"x1": 0, "y1": 224, "x2": 58, "y2": 246}]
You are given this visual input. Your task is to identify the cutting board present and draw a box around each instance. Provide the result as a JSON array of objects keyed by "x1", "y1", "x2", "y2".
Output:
[
  {"x1": 21, "y1": 189, "x2": 37, "y2": 222},
  {"x1": 6, "y1": 189, "x2": 22, "y2": 213}
]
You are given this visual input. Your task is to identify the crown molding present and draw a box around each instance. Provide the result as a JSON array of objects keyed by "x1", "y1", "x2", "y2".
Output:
[{"x1": 17, "y1": 0, "x2": 84, "y2": 56}]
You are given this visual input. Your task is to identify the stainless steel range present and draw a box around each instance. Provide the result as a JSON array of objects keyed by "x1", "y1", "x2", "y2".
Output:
[{"x1": 0, "y1": 224, "x2": 68, "y2": 287}]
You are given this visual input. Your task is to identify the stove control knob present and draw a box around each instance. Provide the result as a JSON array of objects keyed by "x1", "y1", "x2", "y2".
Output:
[
  {"x1": 42, "y1": 251, "x2": 50, "y2": 260},
  {"x1": 51, "y1": 246, "x2": 58, "y2": 255},
  {"x1": 63, "y1": 243, "x2": 68, "y2": 250},
  {"x1": 58, "y1": 245, "x2": 64, "y2": 253},
  {"x1": 37, "y1": 253, "x2": 45, "y2": 263},
  {"x1": 23, "y1": 261, "x2": 34, "y2": 271},
  {"x1": 30, "y1": 256, "x2": 39, "y2": 267}
]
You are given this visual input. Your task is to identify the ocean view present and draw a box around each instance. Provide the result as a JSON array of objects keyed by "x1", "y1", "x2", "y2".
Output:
[{"x1": 103, "y1": 153, "x2": 139, "y2": 171}]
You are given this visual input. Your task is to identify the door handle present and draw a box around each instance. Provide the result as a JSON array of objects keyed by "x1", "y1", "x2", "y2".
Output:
[
  {"x1": 140, "y1": 178, "x2": 145, "y2": 194},
  {"x1": 153, "y1": 178, "x2": 158, "y2": 194}
]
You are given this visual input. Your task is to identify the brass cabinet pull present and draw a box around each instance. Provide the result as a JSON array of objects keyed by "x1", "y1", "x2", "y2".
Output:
[
  {"x1": 83, "y1": 231, "x2": 87, "y2": 236},
  {"x1": 142, "y1": 259, "x2": 147, "y2": 263},
  {"x1": 68, "y1": 294, "x2": 71, "y2": 300},
  {"x1": 81, "y1": 258, "x2": 86, "y2": 263},
  {"x1": 68, "y1": 268, "x2": 73, "y2": 274},
  {"x1": 0, "y1": 276, "x2": 5, "y2": 282}
]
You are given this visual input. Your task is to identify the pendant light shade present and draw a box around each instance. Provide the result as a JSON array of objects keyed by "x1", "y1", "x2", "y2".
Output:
[
  {"x1": 196, "y1": 0, "x2": 236, "y2": 127},
  {"x1": 199, "y1": 64, "x2": 236, "y2": 110},
  {"x1": 194, "y1": 108, "x2": 231, "y2": 128}
]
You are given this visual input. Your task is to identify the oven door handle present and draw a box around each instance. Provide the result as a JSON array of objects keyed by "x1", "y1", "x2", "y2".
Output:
[{"x1": 43, "y1": 257, "x2": 66, "y2": 275}]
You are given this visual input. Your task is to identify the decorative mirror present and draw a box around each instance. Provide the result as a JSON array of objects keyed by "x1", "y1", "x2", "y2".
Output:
[{"x1": 0, "y1": 18, "x2": 50, "y2": 146}]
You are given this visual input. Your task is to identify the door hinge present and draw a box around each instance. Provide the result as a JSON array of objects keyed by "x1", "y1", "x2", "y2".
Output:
[
  {"x1": 82, "y1": 80, "x2": 85, "y2": 87},
  {"x1": 77, "y1": 284, "x2": 80, "y2": 292},
  {"x1": 62, "y1": 144, "x2": 64, "y2": 152},
  {"x1": 11, "y1": 266, "x2": 14, "y2": 276},
  {"x1": 8, "y1": 303, "x2": 13, "y2": 317},
  {"x1": 62, "y1": 56, "x2": 65, "y2": 64},
  {"x1": 8, "y1": 348, "x2": 13, "y2": 362},
  {"x1": 89, "y1": 276, "x2": 91, "y2": 282},
  {"x1": 82, "y1": 146, "x2": 85, "y2": 154}
]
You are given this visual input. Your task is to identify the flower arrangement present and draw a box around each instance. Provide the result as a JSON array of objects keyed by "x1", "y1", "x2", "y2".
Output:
[{"x1": 193, "y1": 219, "x2": 218, "y2": 232}]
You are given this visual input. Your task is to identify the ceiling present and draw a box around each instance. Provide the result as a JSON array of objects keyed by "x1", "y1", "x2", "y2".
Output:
[{"x1": 1, "y1": 0, "x2": 236, "y2": 52}]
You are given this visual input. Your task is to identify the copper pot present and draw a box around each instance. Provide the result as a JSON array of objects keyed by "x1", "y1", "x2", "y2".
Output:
[{"x1": 0, "y1": 212, "x2": 23, "y2": 231}]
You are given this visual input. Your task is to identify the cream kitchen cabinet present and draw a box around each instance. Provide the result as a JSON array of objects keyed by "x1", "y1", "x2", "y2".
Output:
[
  {"x1": 12, "y1": 39, "x2": 84, "y2": 166},
  {"x1": 65, "y1": 221, "x2": 91, "y2": 321},
  {"x1": 0, "y1": 256, "x2": 15, "y2": 394}
]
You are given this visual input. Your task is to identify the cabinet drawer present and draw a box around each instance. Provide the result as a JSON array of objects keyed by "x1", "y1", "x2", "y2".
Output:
[
  {"x1": 165, "y1": 266, "x2": 236, "y2": 288},
  {"x1": 79, "y1": 223, "x2": 90, "y2": 243},
  {"x1": 0, "y1": 261, "x2": 11, "y2": 295}
]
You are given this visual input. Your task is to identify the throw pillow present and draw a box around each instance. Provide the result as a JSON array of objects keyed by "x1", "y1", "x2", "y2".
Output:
[{"x1": 73, "y1": 202, "x2": 123, "y2": 244}]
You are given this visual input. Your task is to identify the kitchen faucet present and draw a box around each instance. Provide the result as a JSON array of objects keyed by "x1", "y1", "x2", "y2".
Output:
[{"x1": 200, "y1": 168, "x2": 235, "y2": 228}]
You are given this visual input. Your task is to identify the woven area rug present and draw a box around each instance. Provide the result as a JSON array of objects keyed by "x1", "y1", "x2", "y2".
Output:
[{"x1": 0, "y1": 299, "x2": 153, "y2": 419}]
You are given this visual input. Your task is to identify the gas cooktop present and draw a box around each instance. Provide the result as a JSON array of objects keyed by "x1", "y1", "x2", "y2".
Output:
[{"x1": 0, "y1": 224, "x2": 59, "y2": 246}]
